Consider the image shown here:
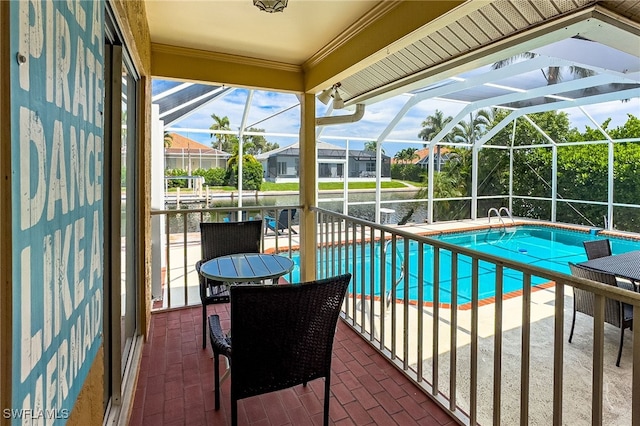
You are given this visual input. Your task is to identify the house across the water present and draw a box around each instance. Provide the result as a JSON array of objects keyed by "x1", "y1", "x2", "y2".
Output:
[
  {"x1": 165, "y1": 133, "x2": 229, "y2": 171},
  {"x1": 391, "y1": 146, "x2": 452, "y2": 170},
  {"x1": 257, "y1": 141, "x2": 391, "y2": 183}
]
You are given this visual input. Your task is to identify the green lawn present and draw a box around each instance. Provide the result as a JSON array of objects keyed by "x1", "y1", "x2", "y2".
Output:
[
  {"x1": 260, "y1": 182, "x2": 300, "y2": 191},
  {"x1": 167, "y1": 185, "x2": 237, "y2": 192},
  {"x1": 169, "y1": 180, "x2": 414, "y2": 193},
  {"x1": 260, "y1": 181, "x2": 409, "y2": 191}
]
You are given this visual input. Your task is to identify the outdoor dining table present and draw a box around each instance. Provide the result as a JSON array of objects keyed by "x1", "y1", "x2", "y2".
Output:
[
  {"x1": 201, "y1": 253, "x2": 295, "y2": 383},
  {"x1": 199, "y1": 252, "x2": 295, "y2": 285},
  {"x1": 577, "y1": 250, "x2": 640, "y2": 288}
]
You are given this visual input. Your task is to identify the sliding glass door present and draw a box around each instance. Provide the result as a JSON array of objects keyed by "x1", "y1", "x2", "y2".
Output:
[
  {"x1": 120, "y1": 56, "x2": 137, "y2": 373},
  {"x1": 103, "y1": 6, "x2": 139, "y2": 410}
]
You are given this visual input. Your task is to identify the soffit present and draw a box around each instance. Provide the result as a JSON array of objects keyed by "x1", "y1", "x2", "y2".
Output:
[{"x1": 337, "y1": 1, "x2": 640, "y2": 106}]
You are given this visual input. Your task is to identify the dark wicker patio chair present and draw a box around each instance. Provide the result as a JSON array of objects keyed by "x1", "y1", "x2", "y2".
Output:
[
  {"x1": 568, "y1": 263, "x2": 633, "y2": 367},
  {"x1": 583, "y1": 239, "x2": 612, "y2": 260},
  {"x1": 196, "y1": 220, "x2": 262, "y2": 349},
  {"x1": 208, "y1": 273, "x2": 352, "y2": 426}
]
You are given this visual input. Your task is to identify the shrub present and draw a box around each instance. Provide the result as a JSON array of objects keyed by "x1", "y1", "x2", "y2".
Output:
[
  {"x1": 226, "y1": 156, "x2": 263, "y2": 190},
  {"x1": 164, "y1": 168, "x2": 188, "y2": 188},
  {"x1": 193, "y1": 167, "x2": 226, "y2": 186},
  {"x1": 391, "y1": 164, "x2": 424, "y2": 182}
]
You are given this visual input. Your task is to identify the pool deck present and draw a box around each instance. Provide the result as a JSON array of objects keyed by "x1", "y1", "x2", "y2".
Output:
[{"x1": 356, "y1": 285, "x2": 633, "y2": 425}]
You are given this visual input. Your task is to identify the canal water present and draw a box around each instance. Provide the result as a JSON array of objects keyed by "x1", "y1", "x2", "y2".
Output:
[{"x1": 164, "y1": 189, "x2": 430, "y2": 232}]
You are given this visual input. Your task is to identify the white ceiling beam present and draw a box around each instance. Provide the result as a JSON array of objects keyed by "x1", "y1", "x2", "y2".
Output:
[
  {"x1": 159, "y1": 86, "x2": 227, "y2": 120},
  {"x1": 509, "y1": 87, "x2": 640, "y2": 116},
  {"x1": 427, "y1": 73, "x2": 625, "y2": 149},
  {"x1": 522, "y1": 116, "x2": 557, "y2": 146},
  {"x1": 578, "y1": 7, "x2": 640, "y2": 58},
  {"x1": 162, "y1": 87, "x2": 234, "y2": 127},
  {"x1": 465, "y1": 74, "x2": 623, "y2": 110},
  {"x1": 474, "y1": 87, "x2": 640, "y2": 148},
  {"x1": 152, "y1": 82, "x2": 193, "y2": 101},
  {"x1": 411, "y1": 56, "x2": 566, "y2": 102},
  {"x1": 376, "y1": 96, "x2": 418, "y2": 144}
]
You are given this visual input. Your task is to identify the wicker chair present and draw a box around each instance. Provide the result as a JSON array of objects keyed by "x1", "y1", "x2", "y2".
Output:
[
  {"x1": 568, "y1": 263, "x2": 633, "y2": 366},
  {"x1": 583, "y1": 239, "x2": 612, "y2": 260},
  {"x1": 196, "y1": 220, "x2": 262, "y2": 349},
  {"x1": 208, "y1": 273, "x2": 352, "y2": 426}
]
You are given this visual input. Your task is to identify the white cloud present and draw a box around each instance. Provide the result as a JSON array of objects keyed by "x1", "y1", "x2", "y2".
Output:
[{"x1": 561, "y1": 99, "x2": 640, "y2": 131}]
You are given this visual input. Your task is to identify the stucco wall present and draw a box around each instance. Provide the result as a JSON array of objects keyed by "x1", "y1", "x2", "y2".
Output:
[
  {"x1": 65, "y1": 348, "x2": 103, "y2": 426},
  {"x1": 111, "y1": 0, "x2": 151, "y2": 76}
]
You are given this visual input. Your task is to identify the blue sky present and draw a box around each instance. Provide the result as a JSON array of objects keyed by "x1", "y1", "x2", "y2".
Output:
[{"x1": 166, "y1": 86, "x2": 640, "y2": 156}]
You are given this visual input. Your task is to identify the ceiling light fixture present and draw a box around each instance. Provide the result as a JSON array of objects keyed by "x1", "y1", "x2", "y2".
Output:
[{"x1": 253, "y1": 0, "x2": 288, "y2": 13}]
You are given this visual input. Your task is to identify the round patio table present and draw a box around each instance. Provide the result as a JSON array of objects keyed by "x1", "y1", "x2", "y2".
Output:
[{"x1": 199, "y1": 253, "x2": 294, "y2": 284}]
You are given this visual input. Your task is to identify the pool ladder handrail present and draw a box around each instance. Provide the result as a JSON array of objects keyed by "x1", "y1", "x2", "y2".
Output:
[
  {"x1": 487, "y1": 207, "x2": 505, "y2": 227},
  {"x1": 499, "y1": 207, "x2": 515, "y2": 225},
  {"x1": 386, "y1": 265, "x2": 404, "y2": 308},
  {"x1": 382, "y1": 240, "x2": 405, "y2": 308},
  {"x1": 488, "y1": 207, "x2": 515, "y2": 232}
]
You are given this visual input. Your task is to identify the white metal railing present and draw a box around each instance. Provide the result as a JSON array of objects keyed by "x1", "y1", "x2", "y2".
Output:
[
  {"x1": 149, "y1": 204, "x2": 639, "y2": 423},
  {"x1": 312, "y1": 207, "x2": 640, "y2": 426},
  {"x1": 149, "y1": 205, "x2": 301, "y2": 310}
]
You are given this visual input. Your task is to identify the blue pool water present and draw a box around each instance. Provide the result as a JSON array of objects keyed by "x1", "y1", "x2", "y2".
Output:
[{"x1": 289, "y1": 226, "x2": 639, "y2": 305}]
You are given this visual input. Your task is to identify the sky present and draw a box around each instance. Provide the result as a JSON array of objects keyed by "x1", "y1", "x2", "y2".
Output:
[{"x1": 164, "y1": 85, "x2": 640, "y2": 157}]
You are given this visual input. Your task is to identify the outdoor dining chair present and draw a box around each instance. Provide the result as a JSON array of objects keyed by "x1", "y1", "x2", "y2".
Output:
[
  {"x1": 264, "y1": 208, "x2": 297, "y2": 235},
  {"x1": 583, "y1": 239, "x2": 612, "y2": 260},
  {"x1": 568, "y1": 263, "x2": 633, "y2": 367},
  {"x1": 208, "y1": 273, "x2": 352, "y2": 426},
  {"x1": 195, "y1": 220, "x2": 263, "y2": 349}
]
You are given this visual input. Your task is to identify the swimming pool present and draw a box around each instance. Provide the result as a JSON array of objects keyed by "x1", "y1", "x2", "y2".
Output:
[{"x1": 291, "y1": 226, "x2": 639, "y2": 305}]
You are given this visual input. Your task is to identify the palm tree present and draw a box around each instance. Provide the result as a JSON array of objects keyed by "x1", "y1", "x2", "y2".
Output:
[
  {"x1": 405, "y1": 148, "x2": 418, "y2": 163},
  {"x1": 419, "y1": 109, "x2": 455, "y2": 172},
  {"x1": 418, "y1": 110, "x2": 454, "y2": 145},
  {"x1": 364, "y1": 140, "x2": 385, "y2": 154},
  {"x1": 417, "y1": 171, "x2": 464, "y2": 199},
  {"x1": 394, "y1": 149, "x2": 407, "y2": 164},
  {"x1": 209, "y1": 114, "x2": 236, "y2": 152},
  {"x1": 242, "y1": 127, "x2": 279, "y2": 155},
  {"x1": 416, "y1": 171, "x2": 464, "y2": 221},
  {"x1": 394, "y1": 147, "x2": 419, "y2": 164},
  {"x1": 163, "y1": 131, "x2": 173, "y2": 148},
  {"x1": 226, "y1": 144, "x2": 249, "y2": 169},
  {"x1": 440, "y1": 147, "x2": 472, "y2": 195},
  {"x1": 452, "y1": 109, "x2": 494, "y2": 145}
]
